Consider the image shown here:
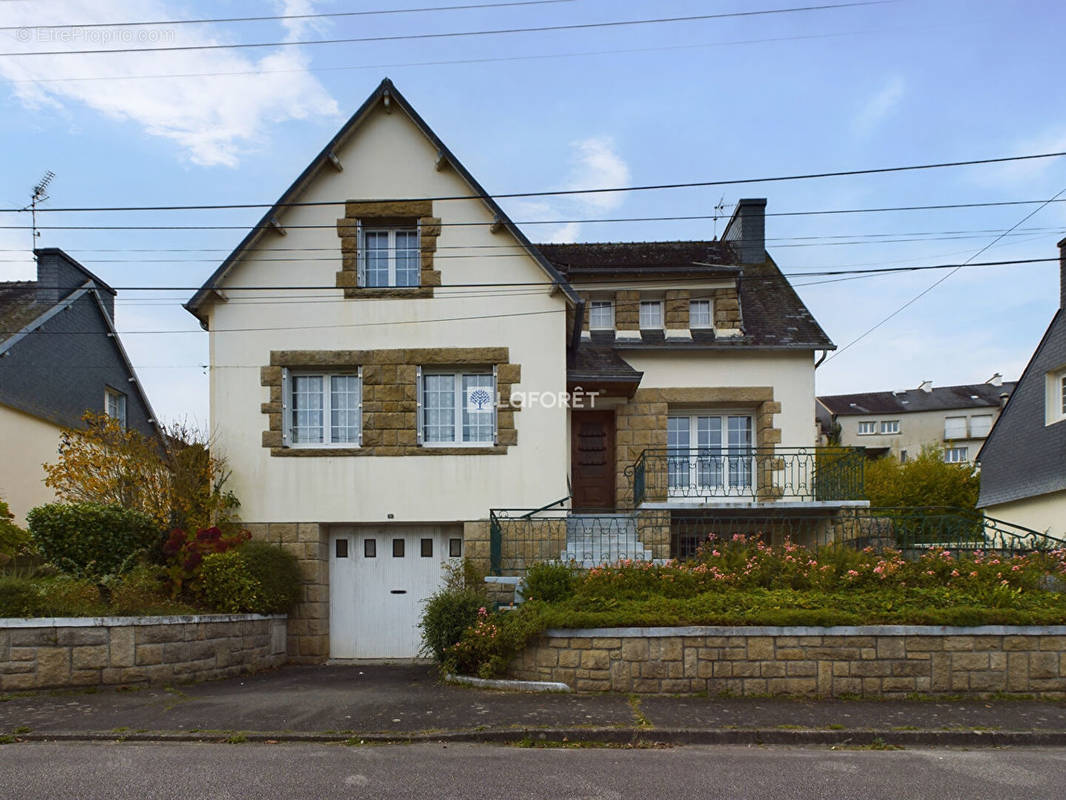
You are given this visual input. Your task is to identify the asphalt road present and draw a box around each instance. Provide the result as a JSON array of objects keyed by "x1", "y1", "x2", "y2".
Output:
[{"x1": 2, "y1": 742, "x2": 1065, "y2": 799}]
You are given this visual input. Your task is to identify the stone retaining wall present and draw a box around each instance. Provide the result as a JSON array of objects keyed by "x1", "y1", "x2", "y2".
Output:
[
  {"x1": 508, "y1": 626, "x2": 1066, "y2": 697},
  {"x1": 0, "y1": 614, "x2": 287, "y2": 691}
]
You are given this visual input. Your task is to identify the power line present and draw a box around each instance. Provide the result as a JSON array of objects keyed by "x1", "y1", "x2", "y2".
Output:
[
  {"x1": 0, "y1": 0, "x2": 572, "y2": 31},
  {"x1": 6, "y1": 151, "x2": 1066, "y2": 214},
  {"x1": 0, "y1": 2, "x2": 888, "y2": 58},
  {"x1": 825, "y1": 188, "x2": 1066, "y2": 363},
  {"x1": 5, "y1": 198, "x2": 1066, "y2": 230}
]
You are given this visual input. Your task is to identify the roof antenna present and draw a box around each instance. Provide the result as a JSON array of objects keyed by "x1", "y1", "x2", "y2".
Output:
[
  {"x1": 712, "y1": 195, "x2": 727, "y2": 239},
  {"x1": 23, "y1": 170, "x2": 55, "y2": 254}
]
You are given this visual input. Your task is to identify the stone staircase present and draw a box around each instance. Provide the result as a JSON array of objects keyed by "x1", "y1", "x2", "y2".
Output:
[{"x1": 560, "y1": 513, "x2": 652, "y2": 567}]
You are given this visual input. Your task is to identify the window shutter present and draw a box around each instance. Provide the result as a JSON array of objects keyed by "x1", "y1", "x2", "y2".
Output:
[
  {"x1": 357, "y1": 366, "x2": 364, "y2": 447},
  {"x1": 415, "y1": 366, "x2": 424, "y2": 445},
  {"x1": 280, "y1": 367, "x2": 291, "y2": 447},
  {"x1": 356, "y1": 220, "x2": 366, "y2": 288},
  {"x1": 492, "y1": 364, "x2": 499, "y2": 445}
]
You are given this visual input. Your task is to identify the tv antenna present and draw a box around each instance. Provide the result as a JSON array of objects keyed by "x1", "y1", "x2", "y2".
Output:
[
  {"x1": 23, "y1": 170, "x2": 55, "y2": 252},
  {"x1": 712, "y1": 195, "x2": 728, "y2": 239}
]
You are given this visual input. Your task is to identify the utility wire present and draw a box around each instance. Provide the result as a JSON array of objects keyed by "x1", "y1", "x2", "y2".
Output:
[
  {"x1": 0, "y1": 2, "x2": 889, "y2": 58},
  {"x1": 824, "y1": 188, "x2": 1066, "y2": 363},
  {"x1": 6, "y1": 151, "x2": 1066, "y2": 214},
  {"x1": 0, "y1": 0, "x2": 573, "y2": 31}
]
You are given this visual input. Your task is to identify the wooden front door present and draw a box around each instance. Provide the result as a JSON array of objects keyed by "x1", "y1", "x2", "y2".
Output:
[{"x1": 571, "y1": 411, "x2": 616, "y2": 511}]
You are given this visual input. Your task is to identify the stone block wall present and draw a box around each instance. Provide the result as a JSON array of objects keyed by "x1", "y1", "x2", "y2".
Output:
[
  {"x1": 0, "y1": 615, "x2": 286, "y2": 691},
  {"x1": 508, "y1": 626, "x2": 1066, "y2": 697},
  {"x1": 260, "y1": 347, "x2": 520, "y2": 457}
]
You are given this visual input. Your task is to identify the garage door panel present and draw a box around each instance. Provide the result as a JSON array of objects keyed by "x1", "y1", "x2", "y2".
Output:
[{"x1": 329, "y1": 526, "x2": 457, "y2": 659}]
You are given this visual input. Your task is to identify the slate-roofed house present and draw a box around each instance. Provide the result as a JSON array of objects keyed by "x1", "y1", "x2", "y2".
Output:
[
  {"x1": 977, "y1": 238, "x2": 1066, "y2": 537},
  {"x1": 185, "y1": 78, "x2": 865, "y2": 661},
  {"x1": 817, "y1": 377, "x2": 1015, "y2": 464},
  {"x1": 0, "y1": 248, "x2": 159, "y2": 524}
]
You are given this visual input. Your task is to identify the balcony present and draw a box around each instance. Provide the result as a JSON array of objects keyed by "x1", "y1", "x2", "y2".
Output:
[{"x1": 629, "y1": 446, "x2": 866, "y2": 506}]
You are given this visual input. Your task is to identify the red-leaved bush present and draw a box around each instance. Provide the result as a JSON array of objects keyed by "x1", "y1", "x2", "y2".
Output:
[{"x1": 163, "y1": 526, "x2": 250, "y2": 597}]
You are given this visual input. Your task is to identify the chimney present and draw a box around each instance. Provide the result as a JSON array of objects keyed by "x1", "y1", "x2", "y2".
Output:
[
  {"x1": 1059, "y1": 236, "x2": 1066, "y2": 310},
  {"x1": 918, "y1": 380, "x2": 933, "y2": 393},
  {"x1": 722, "y1": 198, "x2": 766, "y2": 265},
  {"x1": 34, "y1": 248, "x2": 116, "y2": 321},
  {"x1": 986, "y1": 372, "x2": 1003, "y2": 387}
]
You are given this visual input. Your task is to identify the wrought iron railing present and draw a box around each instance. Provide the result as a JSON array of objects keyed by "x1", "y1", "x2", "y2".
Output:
[
  {"x1": 488, "y1": 505, "x2": 1065, "y2": 574},
  {"x1": 629, "y1": 446, "x2": 865, "y2": 505}
]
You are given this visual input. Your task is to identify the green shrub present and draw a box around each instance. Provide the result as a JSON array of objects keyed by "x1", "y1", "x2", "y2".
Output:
[
  {"x1": 445, "y1": 603, "x2": 548, "y2": 678},
  {"x1": 0, "y1": 499, "x2": 31, "y2": 564},
  {"x1": 33, "y1": 575, "x2": 105, "y2": 616},
  {"x1": 420, "y1": 587, "x2": 487, "y2": 662},
  {"x1": 523, "y1": 562, "x2": 577, "y2": 604},
  {"x1": 108, "y1": 565, "x2": 196, "y2": 616},
  {"x1": 0, "y1": 577, "x2": 41, "y2": 617},
  {"x1": 26, "y1": 503, "x2": 161, "y2": 580},
  {"x1": 200, "y1": 542, "x2": 301, "y2": 614}
]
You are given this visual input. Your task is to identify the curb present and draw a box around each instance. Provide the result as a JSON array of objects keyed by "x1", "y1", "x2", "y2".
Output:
[
  {"x1": 444, "y1": 673, "x2": 571, "y2": 693},
  {"x1": 8, "y1": 727, "x2": 1066, "y2": 748}
]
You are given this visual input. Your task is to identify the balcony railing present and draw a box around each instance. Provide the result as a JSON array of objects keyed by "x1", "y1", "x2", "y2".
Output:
[{"x1": 629, "y1": 446, "x2": 865, "y2": 505}]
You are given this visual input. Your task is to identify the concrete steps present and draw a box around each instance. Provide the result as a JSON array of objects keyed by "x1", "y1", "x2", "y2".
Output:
[{"x1": 561, "y1": 513, "x2": 652, "y2": 567}]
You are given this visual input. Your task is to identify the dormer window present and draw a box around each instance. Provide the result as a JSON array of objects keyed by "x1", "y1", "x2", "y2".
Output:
[
  {"x1": 689, "y1": 299, "x2": 712, "y2": 328},
  {"x1": 105, "y1": 387, "x2": 127, "y2": 430},
  {"x1": 639, "y1": 300, "x2": 663, "y2": 330},
  {"x1": 364, "y1": 228, "x2": 419, "y2": 288},
  {"x1": 588, "y1": 299, "x2": 614, "y2": 330}
]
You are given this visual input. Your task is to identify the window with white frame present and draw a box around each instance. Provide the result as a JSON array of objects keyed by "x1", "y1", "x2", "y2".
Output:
[
  {"x1": 419, "y1": 369, "x2": 495, "y2": 445},
  {"x1": 1045, "y1": 369, "x2": 1066, "y2": 425},
  {"x1": 588, "y1": 299, "x2": 614, "y2": 330},
  {"x1": 970, "y1": 414, "x2": 993, "y2": 438},
  {"x1": 857, "y1": 421, "x2": 877, "y2": 435},
  {"x1": 639, "y1": 300, "x2": 663, "y2": 329},
  {"x1": 943, "y1": 446, "x2": 969, "y2": 464},
  {"x1": 944, "y1": 416, "x2": 967, "y2": 439},
  {"x1": 667, "y1": 413, "x2": 753, "y2": 495},
  {"x1": 363, "y1": 227, "x2": 420, "y2": 288},
  {"x1": 689, "y1": 299, "x2": 712, "y2": 328},
  {"x1": 105, "y1": 387, "x2": 127, "y2": 429},
  {"x1": 880, "y1": 420, "x2": 900, "y2": 434},
  {"x1": 286, "y1": 372, "x2": 361, "y2": 446}
]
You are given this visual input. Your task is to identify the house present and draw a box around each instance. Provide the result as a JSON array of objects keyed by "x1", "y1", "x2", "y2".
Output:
[
  {"x1": 0, "y1": 248, "x2": 159, "y2": 524},
  {"x1": 817, "y1": 377, "x2": 1014, "y2": 464},
  {"x1": 185, "y1": 79, "x2": 865, "y2": 661},
  {"x1": 976, "y1": 238, "x2": 1066, "y2": 538}
]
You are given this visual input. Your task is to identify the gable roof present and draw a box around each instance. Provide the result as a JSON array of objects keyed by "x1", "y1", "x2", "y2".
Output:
[
  {"x1": 184, "y1": 78, "x2": 579, "y2": 324},
  {"x1": 539, "y1": 241, "x2": 741, "y2": 277},
  {"x1": 819, "y1": 381, "x2": 1015, "y2": 417}
]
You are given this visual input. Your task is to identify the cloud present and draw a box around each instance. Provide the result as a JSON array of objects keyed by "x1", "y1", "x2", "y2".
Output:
[
  {"x1": 0, "y1": 0, "x2": 339, "y2": 167},
  {"x1": 853, "y1": 75, "x2": 905, "y2": 135},
  {"x1": 509, "y1": 137, "x2": 631, "y2": 243}
]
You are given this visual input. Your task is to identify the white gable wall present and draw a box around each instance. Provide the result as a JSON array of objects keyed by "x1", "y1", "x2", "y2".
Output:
[{"x1": 207, "y1": 103, "x2": 569, "y2": 523}]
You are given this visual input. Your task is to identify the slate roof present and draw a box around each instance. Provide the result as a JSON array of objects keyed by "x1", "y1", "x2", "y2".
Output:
[
  {"x1": 0, "y1": 282, "x2": 44, "y2": 343},
  {"x1": 819, "y1": 382, "x2": 1016, "y2": 416},
  {"x1": 540, "y1": 242, "x2": 834, "y2": 350},
  {"x1": 567, "y1": 344, "x2": 643, "y2": 383}
]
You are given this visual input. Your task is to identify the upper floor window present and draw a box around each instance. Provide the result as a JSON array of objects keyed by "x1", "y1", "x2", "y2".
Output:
[
  {"x1": 639, "y1": 300, "x2": 663, "y2": 330},
  {"x1": 105, "y1": 387, "x2": 127, "y2": 430},
  {"x1": 419, "y1": 369, "x2": 495, "y2": 446},
  {"x1": 689, "y1": 299, "x2": 712, "y2": 328},
  {"x1": 286, "y1": 371, "x2": 361, "y2": 446},
  {"x1": 880, "y1": 420, "x2": 900, "y2": 435},
  {"x1": 944, "y1": 416, "x2": 967, "y2": 440},
  {"x1": 588, "y1": 300, "x2": 614, "y2": 330},
  {"x1": 1044, "y1": 369, "x2": 1066, "y2": 426},
  {"x1": 969, "y1": 414, "x2": 993, "y2": 438},
  {"x1": 943, "y1": 446, "x2": 969, "y2": 464},
  {"x1": 364, "y1": 228, "x2": 419, "y2": 288},
  {"x1": 857, "y1": 421, "x2": 877, "y2": 435}
]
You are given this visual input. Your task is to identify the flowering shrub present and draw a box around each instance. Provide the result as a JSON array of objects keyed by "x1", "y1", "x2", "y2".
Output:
[
  {"x1": 162, "y1": 526, "x2": 250, "y2": 597},
  {"x1": 444, "y1": 604, "x2": 547, "y2": 679}
]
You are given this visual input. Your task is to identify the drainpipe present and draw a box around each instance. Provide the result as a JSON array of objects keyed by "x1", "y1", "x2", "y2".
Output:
[
  {"x1": 814, "y1": 350, "x2": 828, "y2": 368},
  {"x1": 569, "y1": 298, "x2": 586, "y2": 352}
]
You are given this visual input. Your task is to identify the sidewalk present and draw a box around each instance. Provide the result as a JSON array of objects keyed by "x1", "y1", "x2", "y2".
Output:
[{"x1": 1, "y1": 664, "x2": 1065, "y2": 747}]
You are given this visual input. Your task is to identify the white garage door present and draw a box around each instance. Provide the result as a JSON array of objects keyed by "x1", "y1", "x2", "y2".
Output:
[{"x1": 329, "y1": 526, "x2": 459, "y2": 659}]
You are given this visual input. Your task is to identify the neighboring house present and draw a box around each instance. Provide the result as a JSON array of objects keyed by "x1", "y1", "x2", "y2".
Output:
[
  {"x1": 0, "y1": 248, "x2": 159, "y2": 524},
  {"x1": 185, "y1": 79, "x2": 863, "y2": 661},
  {"x1": 977, "y1": 238, "x2": 1066, "y2": 538},
  {"x1": 817, "y1": 377, "x2": 1014, "y2": 464}
]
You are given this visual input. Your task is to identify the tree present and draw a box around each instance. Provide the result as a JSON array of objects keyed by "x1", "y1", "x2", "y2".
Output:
[
  {"x1": 863, "y1": 446, "x2": 980, "y2": 510},
  {"x1": 42, "y1": 412, "x2": 239, "y2": 532}
]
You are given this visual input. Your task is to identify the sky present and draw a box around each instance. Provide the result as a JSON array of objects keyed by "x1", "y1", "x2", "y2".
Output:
[{"x1": 1, "y1": 0, "x2": 1065, "y2": 426}]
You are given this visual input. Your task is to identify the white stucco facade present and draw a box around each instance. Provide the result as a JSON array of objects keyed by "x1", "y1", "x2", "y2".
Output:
[
  {"x1": 0, "y1": 404, "x2": 61, "y2": 525},
  {"x1": 983, "y1": 490, "x2": 1066, "y2": 539}
]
